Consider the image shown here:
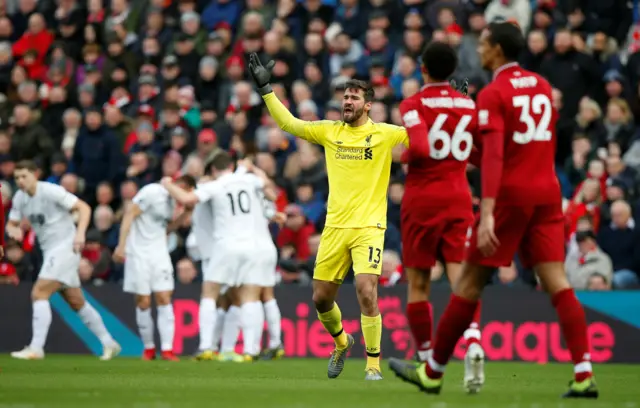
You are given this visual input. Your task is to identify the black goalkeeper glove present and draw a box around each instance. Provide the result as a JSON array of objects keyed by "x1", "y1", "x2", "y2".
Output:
[
  {"x1": 449, "y1": 78, "x2": 469, "y2": 96},
  {"x1": 248, "y1": 52, "x2": 275, "y2": 96}
]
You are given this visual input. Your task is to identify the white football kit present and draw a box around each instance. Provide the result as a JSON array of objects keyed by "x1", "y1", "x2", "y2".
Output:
[
  {"x1": 191, "y1": 184, "x2": 215, "y2": 281},
  {"x1": 123, "y1": 183, "x2": 175, "y2": 295},
  {"x1": 195, "y1": 172, "x2": 269, "y2": 287},
  {"x1": 252, "y1": 190, "x2": 278, "y2": 288},
  {"x1": 9, "y1": 182, "x2": 80, "y2": 287}
]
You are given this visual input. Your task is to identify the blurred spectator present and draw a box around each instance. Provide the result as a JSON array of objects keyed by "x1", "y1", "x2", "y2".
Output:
[
  {"x1": 380, "y1": 249, "x2": 402, "y2": 287},
  {"x1": 277, "y1": 204, "x2": 315, "y2": 262},
  {"x1": 565, "y1": 230, "x2": 613, "y2": 290},
  {"x1": 565, "y1": 178, "x2": 602, "y2": 235},
  {"x1": 81, "y1": 229, "x2": 111, "y2": 283},
  {"x1": 494, "y1": 262, "x2": 521, "y2": 286},
  {"x1": 177, "y1": 257, "x2": 198, "y2": 284},
  {"x1": 11, "y1": 103, "x2": 53, "y2": 167},
  {"x1": 72, "y1": 107, "x2": 122, "y2": 205},
  {"x1": 597, "y1": 200, "x2": 640, "y2": 288}
]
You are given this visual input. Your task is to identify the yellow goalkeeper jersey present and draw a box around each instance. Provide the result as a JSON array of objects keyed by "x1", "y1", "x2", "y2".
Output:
[{"x1": 263, "y1": 92, "x2": 408, "y2": 229}]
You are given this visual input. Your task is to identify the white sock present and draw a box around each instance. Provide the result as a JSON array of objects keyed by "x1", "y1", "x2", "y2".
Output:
[
  {"x1": 198, "y1": 298, "x2": 216, "y2": 351},
  {"x1": 253, "y1": 301, "x2": 265, "y2": 354},
  {"x1": 263, "y1": 299, "x2": 282, "y2": 349},
  {"x1": 221, "y1": 305, "x2": 241, "y2": 353},
  {"x1": 78, "y1": 303, "x2": 115, "y2": 346},
  {"x1": 212, "y1": 308, "x2": 226, "y2": 352},
  {"x1": 136, "y1": 307, "x2": 155, "y2": 349},
  {"x1": 240, "y1": 301, "x2": 263, "y2": 356},
  {"x1": 29, "y1": 300, "x2": 52, "y2": 351},
  {"x1": 157, "y1": 304, "x2": 175, "y2": 352}
]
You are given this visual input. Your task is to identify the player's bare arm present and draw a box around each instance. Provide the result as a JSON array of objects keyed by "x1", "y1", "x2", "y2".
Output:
[
  {"x1": 166, "y1": 207, "x2": 192, "y2": 233},
  {"x1": 70, "y1": 199, "x2": 91, "y2": 253},
  {"x1": 6, "y1": 219, "x2": 23, "y2": 242},
  {"x1": 113, "y1": 203, "x2": 142, "y2": 263},
  {"x1": 238, "y1": 158, "x2": 278, "y2": 201},
  {"x1": 161, "y1": 177, "x2": 200, "y2": 207}
]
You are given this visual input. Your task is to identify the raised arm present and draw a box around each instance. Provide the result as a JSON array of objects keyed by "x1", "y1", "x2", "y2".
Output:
[
  {"x1": 248, "y1": 52, "x2": 327, "y2": 144},
  {"x1": 237, "y1": 158, "x2": 278, "y2": 201},
  {"x1": 161, "y1": 177, "x2": 201, "y2": 207}
]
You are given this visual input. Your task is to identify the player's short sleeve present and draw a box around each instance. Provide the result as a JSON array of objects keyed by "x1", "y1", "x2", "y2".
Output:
[
  {"x1": 476, "y1": 87, "x2": 505, "y2": 136},
  {"x1": 8, "y1": 191, "x2": 23, "y2": 222},
  {"x1": 300, "y1": 121, "x2": 334, "y2": 145},
  {"x1": 194, "y1": 181, "x2": 221, "y2": 203},
  {"x1": 42, "y1": 182, "x2": 78, "y2": 211},
  {"x1": 132, "y1": 184, "x2": 160, "y2": 212}
]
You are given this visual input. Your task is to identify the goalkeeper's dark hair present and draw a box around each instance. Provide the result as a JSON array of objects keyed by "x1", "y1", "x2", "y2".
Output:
[
  {"x1": 209, "y1": 150, "x2": 233, "y2": 171},
  {"x1": 486, "y1": 21, "x2": 525, "y2": 62},
  {"x1": 175, "y1": 174, "x2": 197, "y2": 189},
  {"x1": 421, "y1": 41, "x2": 458, "y2": 81},
  {"x1": 344, "y1": 79, "x2": 374, "y2": 102}
]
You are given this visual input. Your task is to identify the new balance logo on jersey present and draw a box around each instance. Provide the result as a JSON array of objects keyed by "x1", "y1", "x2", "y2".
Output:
[
  {"x1": 369, "y1": 263, "x2": 379, "y2": 269},
  {"x1": 335, "y1": 140, "x2": 343, "y2": 145},
  {"x1": 365, "y1": 135, "x2": 372, "y2": 146}
]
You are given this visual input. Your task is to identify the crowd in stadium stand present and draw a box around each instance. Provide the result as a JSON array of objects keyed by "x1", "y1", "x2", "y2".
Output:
[{"x1": 0, "y1": 0, "x2": 639, "y2": 291}]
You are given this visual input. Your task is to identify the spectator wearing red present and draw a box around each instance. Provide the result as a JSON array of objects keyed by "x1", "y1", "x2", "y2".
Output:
[
  {"x1": 81, "y1": 230, "x2": 112, "y2": 281},
  {"x1": 277, "y1": 204, "x2": 315, "y2": 262},
  {"x1": 380, "y1": 250, "x2": 403, "y2": 287},
  {"x1": 12, "y1": 14, "x2": 54, "y2": 64},
  {"x1": 123, "y1": 104, "x2": 156, "y2": 153},
  {"x1": 566, "y1": 178, "x2": 603, "y2": 237}
]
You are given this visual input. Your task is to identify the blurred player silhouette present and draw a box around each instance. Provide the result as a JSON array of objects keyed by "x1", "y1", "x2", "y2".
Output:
[
  {"x1": 9, "y1": 160, "x2": 120, "y2": 360},
  {"x1": 390, "y1": 22, "x2": 598, "y2": 399},
  {"x1": 114, "y1": 174, "x2": 196, "y2": 361},
  {"x1": 398, "y1": 42, "x2": 483, "y2": 392},
  {"x1": 161, "y1": 152, "x2": 276, "y2": 361}
]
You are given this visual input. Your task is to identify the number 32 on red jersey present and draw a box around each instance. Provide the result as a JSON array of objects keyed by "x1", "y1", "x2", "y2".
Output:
[{"x1": 478, "y1": 93, "x2": 553, "y2": 144}]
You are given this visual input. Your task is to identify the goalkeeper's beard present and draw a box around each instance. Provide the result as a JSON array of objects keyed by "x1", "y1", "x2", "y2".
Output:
[{"x1": 342, "y1": 106, "x2": 365, "y2": 124}]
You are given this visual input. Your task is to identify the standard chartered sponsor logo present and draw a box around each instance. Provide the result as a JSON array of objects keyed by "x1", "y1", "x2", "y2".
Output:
[{"x1": 335, "y1": 146, "x2": 366, "y2": 160}]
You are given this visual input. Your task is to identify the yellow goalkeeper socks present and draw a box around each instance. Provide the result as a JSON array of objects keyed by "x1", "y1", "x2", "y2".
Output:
[
  {"x1": 361, "y1": 314, "x2": 382, "y2": 370},
  {"x1": 317, "y1": 303, "x2": 349, "y2": 349}
]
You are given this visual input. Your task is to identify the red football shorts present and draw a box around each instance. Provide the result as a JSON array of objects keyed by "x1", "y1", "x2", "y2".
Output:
[
  {"x1": 402, "y1": 206, "x2": 473, "y2": 269},
  {"x1": 466, "y1": 203, "x2": 565, "y2": 268}
]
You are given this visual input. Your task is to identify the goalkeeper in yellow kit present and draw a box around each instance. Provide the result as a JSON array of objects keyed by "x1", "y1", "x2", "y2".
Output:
[{"x1": 249, "y1": 53, "x2": 408, "y2": 380}]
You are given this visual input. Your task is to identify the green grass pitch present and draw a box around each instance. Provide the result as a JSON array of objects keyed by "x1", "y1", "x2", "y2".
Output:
[{"x1": 0, "y1": 355, "x2": 636, "y2": 408}]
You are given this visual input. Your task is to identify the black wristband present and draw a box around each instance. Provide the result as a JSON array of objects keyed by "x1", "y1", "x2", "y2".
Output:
[{"x1": 257, "y1": 84, "x2": 273, "y2": 96}]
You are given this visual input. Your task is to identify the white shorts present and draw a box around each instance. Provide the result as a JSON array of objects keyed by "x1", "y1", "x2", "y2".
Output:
[
  {"x1": 38, "y1": 246, "x2": 81, "y2": 288},
  {"x1": 205, "y1": 240, "x2": 255, "y2": 287},
  {"x1": 202, "y1": 258, "x2": 230, "y2": 295},
  {"x1": 244, "y1": 240, "x2": 277, "y2": 287},
  {"x1": 123, "y1": 252, "x2": 174, "y2": 295}
]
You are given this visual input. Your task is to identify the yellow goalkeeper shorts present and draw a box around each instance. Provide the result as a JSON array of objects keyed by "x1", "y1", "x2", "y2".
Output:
[{"x1": 313, "y1": 226, "x2": 385, "y2": 284}]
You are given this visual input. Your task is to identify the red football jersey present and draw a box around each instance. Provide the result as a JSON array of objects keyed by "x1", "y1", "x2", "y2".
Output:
[
  {"x1": 399, "y1": 82, "x2": 477, "y2": 209},
  {"x1": 477, "y1": 63, "x2": 561, "y2": 205}
]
